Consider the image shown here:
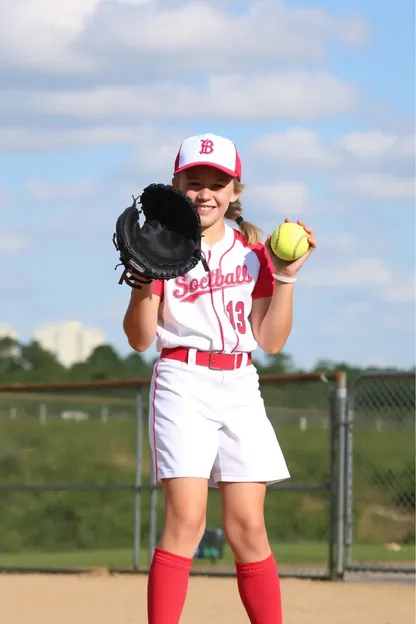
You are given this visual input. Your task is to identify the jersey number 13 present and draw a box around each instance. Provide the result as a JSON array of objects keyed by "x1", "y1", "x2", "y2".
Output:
[{"x1": 226, "y1": 301, "x2": 247, "y2": 335}]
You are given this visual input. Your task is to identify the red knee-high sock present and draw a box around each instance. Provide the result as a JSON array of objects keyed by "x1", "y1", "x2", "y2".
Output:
[
  {"x1": 236, "y1": 552, "x2": 283, "y2": 624},
  {"x1": 147, "y1": 547, "x2": 193, "y2": 624}
]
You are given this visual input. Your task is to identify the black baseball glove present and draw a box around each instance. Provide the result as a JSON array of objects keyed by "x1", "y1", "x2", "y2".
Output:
[{"x1": 112, "y1": 183, "x2": 208, "y2": 289}]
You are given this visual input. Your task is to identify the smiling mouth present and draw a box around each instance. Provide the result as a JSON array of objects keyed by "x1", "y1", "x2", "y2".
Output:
[{"x1": 197, "y1": 205, "x2": 215, "y2": 212}]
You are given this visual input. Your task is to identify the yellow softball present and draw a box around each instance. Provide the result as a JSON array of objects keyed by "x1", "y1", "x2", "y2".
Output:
[{"x1": 270, "y1": 222, "x2": 309, "y2": 262}]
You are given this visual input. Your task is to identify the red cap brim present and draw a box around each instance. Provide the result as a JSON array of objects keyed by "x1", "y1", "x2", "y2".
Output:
[{"x1": 174, "y1": 161, "x2": 240, "y2": 179}]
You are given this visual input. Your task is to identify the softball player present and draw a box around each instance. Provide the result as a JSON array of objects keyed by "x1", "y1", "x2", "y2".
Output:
[{"x1": 123, "y1": 133, "x2": 316, "y2": 623}]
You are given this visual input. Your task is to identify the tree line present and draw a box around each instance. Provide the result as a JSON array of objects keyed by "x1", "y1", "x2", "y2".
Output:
[{"x1": 0, "y1": 335, "x2": 413, "y2": 386}]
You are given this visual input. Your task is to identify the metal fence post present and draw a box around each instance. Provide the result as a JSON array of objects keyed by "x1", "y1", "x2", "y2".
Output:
[
  {"x1": 344, "y1": 390, "x2": 355, "y2": 567},
  {"x1": 327, "y1": 380, "x2": 337, "y2": 580},
  {"x1": 39, "y1": 402, "x2": 47, "y2": 424},
  {"x1": 335, "y1": 371, "x2": 348, "y2": 579},
  {"x1": 133, "y1": 389, "x2": 143, "y2": 570}
]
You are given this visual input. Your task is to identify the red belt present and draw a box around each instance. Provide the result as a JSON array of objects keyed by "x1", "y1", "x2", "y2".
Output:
[{"x1": 160, "y1": 347, "x2": 252, "y2": 371}]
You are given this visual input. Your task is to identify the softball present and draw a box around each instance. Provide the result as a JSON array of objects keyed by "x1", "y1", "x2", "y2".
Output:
[{"x1": 270, "y1": 222, "x2": 309, "y2": 262}]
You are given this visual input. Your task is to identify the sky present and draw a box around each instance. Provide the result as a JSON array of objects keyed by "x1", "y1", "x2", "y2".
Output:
[{"x1": 0, "y1": 0, "x2": 415, "y2": 371}]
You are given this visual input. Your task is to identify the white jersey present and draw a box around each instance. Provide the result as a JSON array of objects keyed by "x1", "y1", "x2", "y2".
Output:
[{"x1": 152, "y1": 224, "x2": 275, "y2": 353}]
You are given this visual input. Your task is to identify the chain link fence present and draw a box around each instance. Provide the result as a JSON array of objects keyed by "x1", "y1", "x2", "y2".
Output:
[
  {"x1": 0, "y1": 382, "x2": 144, "y2": 572},
  {"x1": 0, "y1": 373, "x2": 342, "y2": 580},
  {"x1": 342, "y1": 371, "x2": 415, "y2": 576}
]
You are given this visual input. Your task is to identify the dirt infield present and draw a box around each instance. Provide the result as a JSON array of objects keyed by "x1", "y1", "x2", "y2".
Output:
[{"x1": 1, "y1": 573, "x2": 414, "y2": 623}]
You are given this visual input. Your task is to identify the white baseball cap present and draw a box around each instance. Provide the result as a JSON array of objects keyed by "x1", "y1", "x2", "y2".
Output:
[{"x1": 173, "y1": 133, "x2": 242, "y2": 180}]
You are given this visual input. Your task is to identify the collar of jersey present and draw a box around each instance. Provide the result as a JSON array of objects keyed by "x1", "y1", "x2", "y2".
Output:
[{"x1": 201, "y1": 223, "x2": 234, "y2": 253}]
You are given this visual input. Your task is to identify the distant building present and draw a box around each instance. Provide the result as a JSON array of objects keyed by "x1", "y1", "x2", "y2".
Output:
[
  {"x1": 0, "y1": 323, "x2": 18, "y2": 340},
  {"x1": 33, "y1": 321, "x2": 106, "y2": 367},
  {"x1": 0, "y1": 323, "x2": 20, "y2": 358}
]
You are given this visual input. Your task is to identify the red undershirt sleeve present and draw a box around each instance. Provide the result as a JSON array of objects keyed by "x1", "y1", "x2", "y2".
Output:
[
  {"x1": 152, "y1": 280, "x2": 164, "y2": 297},
  {"x1": 252, "y1": 246, "x2": 275, "y2": 300}
]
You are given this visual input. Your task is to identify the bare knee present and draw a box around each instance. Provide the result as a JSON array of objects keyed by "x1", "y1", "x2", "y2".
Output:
[
  {"x1": 163, "y1": 506, "x2": 206, "y2": 546},
  {"x1": 223, "y1": 514, "x2": 269, "y2": 562}
]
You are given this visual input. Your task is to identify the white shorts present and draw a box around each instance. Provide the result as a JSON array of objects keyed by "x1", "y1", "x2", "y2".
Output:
[{"x1": 148, "y1": 354, "x2": 290, "y2": 487}]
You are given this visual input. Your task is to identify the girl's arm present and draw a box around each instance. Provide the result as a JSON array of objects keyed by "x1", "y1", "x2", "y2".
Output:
[
  {"x1": 250, "y1": 219, "x2": 316, "y2": 355},
  {"x1": 123, "y1": 282, "x2": 161, "y2": 352},
  {"x1": 250, "y1": 283, "x2": 294, "y2": 354}
]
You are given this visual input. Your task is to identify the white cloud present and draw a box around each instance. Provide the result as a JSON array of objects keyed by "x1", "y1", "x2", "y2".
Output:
[
  {"x1": 318, "y1": 233, "x2": 357, "y2": 253},
  {"x1": 250, "y1": 127, "x2": 339, "y2": 170},
  {"x1": 383, "y1": 278, "x2": 416, "y2": 303},
  {"x1": 27, "y1": 178, "x2": 96, "y2": 203},
  {"x1": 249, "y1": 127, "x2": 415, "y2": 200},
  {"x1": 128, "y1": 127, "x2": 186, "y2": 177},
  {"x1": 247, "y1": 182, "x2": 310, "y2": 215},
  {"x1": 336, "y1": 174, "x2": 415, "y2": 200},
  {"x1": 97, "y1": 1, "x2": 367, "y2": 65},
  {"x1": 304, "y1": 257, "x2": 392, "y2": 288},
  {"x1": 0, "y1": 1, "x2": 369, "y2": 75},
  {"x1": 115, "y1": 0, "x2": 153, "y2": 5},
  {"x1": 0, "y1": 126, "x2": 136, "y2": 152},
  {"x1": 336, "y1": 131, "x2": 409, "y2": 161},
  {"x1": 0, "y1": 230, "x2": 31, "y2": 254},
  {"x1": 303, "y1": 256, "x2": 416, "y2": 303},
  {"x1": 250, "y1": 127, "x2": 415, "y2": 172},
  {"x1": 0, "y1": 2, "x2": 369, "y2": 161},
  {"x1": 1, "y1": 73, "x2": 356, "y2": 122},
  {"x1": 0, "y1": 0, "x2": 100, "y2": 73}
]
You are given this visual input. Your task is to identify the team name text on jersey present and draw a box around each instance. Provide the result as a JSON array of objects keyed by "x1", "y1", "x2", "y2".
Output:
[{"x1": 173, "y1": 264, "x2": 253, "y2": 303}]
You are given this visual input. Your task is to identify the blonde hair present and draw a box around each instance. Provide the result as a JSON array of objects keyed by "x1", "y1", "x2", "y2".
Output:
[{"x1": 225, "y1": 180, "x2": 262, "y2": 245}]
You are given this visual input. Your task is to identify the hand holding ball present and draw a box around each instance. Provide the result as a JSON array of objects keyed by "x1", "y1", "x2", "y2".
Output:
[{"x1": 270, "y1": 222, "x2": 309, "y2": 262}]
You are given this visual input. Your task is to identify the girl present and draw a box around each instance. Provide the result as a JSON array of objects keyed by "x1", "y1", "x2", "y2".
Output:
[{"x1": 123, "y1": 132, "x2": 316, "y2": 623}]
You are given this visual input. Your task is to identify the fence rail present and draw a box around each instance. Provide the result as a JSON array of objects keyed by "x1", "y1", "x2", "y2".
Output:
[
  {"x1": 0, "y1": 372, "x2": 346, "y2": 580},
  {"x1": 0, "y1": 372, "x2": 335, "y2": 392}
]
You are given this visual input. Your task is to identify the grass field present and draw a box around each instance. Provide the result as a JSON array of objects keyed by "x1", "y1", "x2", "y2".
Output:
[{"x1": 0, "y1": 542, "x2": 414, "y2": 570}]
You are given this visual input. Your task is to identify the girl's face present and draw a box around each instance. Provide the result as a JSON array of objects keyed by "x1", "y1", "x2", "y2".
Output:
[{"x1": 174, "y1": 165, "x2": 240, "y2": 230}]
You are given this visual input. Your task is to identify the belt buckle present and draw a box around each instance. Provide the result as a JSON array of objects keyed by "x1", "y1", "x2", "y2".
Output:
[
  {"x1": 208, "y1": 351, "x2": 239, "y2": 370},
  {"x1": 208, "y1": 351, "x2": 224, "y2": 370}
]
